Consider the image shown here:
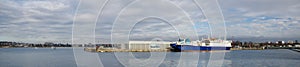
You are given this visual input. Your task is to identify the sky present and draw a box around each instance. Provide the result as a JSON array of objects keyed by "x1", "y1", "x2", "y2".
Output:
[{"x1": 0, "y1": 0, "x2": 299, "y2": 44}]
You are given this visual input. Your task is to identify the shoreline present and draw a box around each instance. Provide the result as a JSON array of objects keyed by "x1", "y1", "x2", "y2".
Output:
[
  {"x1": 2, "y1": 47, "x2": 300, "y2": 53},
  {"x1": 290, "y1": 49, "x2": 300, "y2": 52}
]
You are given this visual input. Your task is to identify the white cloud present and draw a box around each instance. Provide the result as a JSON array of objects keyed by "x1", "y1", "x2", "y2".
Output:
[
  {"x1": 0, "y1": 0, "x2": 299, "y2": 43},
  {"x1": 218, "y1": 0, "x2": 300, "y2": 41},
  {"x1": 0, "y1": 0, "x2": 75, "y2": 43}
]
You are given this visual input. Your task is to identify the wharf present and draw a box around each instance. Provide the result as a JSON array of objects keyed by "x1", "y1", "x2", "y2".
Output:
[
  {"x1": 230, "y1": 48, "x2": 264, "y2": 50},
  {"x1": 84, "y1": 48, "x2": 170, "y2": 52},
  {"x1": 96, "y1": 49, "x2": 170, "y2": 52}
]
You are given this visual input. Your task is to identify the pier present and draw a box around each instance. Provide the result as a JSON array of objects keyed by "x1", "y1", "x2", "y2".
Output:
[{"x1": 84, "y1": 47, "x2": 170, "y2": 52}]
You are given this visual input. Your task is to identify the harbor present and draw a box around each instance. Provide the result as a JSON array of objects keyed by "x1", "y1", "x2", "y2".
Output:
[
  {"x1": 86, "y1": 46, "x2": 300, "y2": 52},
  {"x1": 81, "y1": 39, "x2": 300, "y2": 52},
  {"x1": 2, "y1": 39, "x2": 300, "y2": 52},
  {"x1": 1, "y1": 0, "x2": 300, "y2": 67}
]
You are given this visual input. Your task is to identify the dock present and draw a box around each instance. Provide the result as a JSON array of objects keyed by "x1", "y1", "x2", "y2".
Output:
[
  {"x1": 84, "y1": 47, "x2": 170, "y2": 52},
  {"x1": 96, "y1": 49, "x2": 170, "y2": 52},
  {"x1": 230, "y1": 48, "x2": 264, "y2": 50}
]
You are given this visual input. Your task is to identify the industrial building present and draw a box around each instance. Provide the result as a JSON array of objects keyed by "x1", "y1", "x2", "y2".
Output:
[{"x1": 128, "y1": 41, "x2": 171, "y2": 51}]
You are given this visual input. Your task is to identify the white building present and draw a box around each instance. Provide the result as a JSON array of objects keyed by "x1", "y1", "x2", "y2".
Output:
[{"x1": 128, "y1": 41, "x2": 171, "y2": 51}]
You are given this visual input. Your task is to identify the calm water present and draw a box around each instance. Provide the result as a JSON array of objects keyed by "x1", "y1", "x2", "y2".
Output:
[{"x1": 1, "y1": 48, "x2": 300, "y2": 67}]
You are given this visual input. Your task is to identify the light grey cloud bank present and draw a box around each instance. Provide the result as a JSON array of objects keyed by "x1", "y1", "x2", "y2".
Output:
[{"x1": 0, "y1": 0, "x2": 299, "y2": 43}]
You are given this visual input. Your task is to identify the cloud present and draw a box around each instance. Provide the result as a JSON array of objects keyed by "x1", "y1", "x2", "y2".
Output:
[
  {"x1": 217, "y1": 0, "x2": 300, "y2": 41},
  {"x1": 93, "y1": 0, "x2": 203, "y2": 43},
  {"x1": 0, "y1": 0, "x2": 75, "y2": 43},
  {"x1": 0, "y1": 0, "x2": 299, "y2": 43}
]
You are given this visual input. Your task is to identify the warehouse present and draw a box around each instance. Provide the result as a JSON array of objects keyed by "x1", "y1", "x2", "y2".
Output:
[{"x1": 128, "y1": 41, "x2": 171, "y2": 51}]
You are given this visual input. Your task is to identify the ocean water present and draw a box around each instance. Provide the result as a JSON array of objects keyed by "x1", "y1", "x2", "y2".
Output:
[{"x1": 0, "y1": 48, "x2": 300, "y2": 67}]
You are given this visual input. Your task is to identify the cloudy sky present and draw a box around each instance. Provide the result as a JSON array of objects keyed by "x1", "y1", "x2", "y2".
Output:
[{"x1": 0, "y1": 0, "x2": 299, "y2": 43}]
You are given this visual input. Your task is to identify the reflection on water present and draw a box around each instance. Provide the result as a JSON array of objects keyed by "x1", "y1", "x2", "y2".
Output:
[{"x1": 0, "y1": 48, "x2": 300, "y2": 67}]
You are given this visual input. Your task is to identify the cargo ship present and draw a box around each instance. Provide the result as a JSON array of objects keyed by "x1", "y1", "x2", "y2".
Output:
[{"x1": 170, "y1": 38, "x2": 232, "y2": 51}]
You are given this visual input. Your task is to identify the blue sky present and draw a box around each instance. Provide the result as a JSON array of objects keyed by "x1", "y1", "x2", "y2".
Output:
[{"x1": 0, "y1": 0, "x2": 299, "y2": 43}]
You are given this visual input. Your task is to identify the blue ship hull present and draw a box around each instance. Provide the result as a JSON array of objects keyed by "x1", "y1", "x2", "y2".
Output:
[{"x1": 170, "y1": 43, "x2": 231, "y2": 51}]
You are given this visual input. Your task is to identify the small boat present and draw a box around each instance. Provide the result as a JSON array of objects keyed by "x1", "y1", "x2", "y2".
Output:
[{"x1": 170, "y1": 38, "x2": 232, "y2": 51}]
